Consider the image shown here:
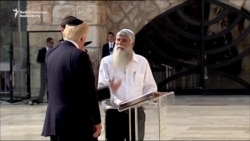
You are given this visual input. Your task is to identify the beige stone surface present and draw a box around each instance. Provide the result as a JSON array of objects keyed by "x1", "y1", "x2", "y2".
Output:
[
  {"x1": 243, "y1": 0, "x2": 250, "y2": 13},
  {"x1": 229, "y1": 0, "x2": 245, "y2": 8},
  {"x1": 76, "y1": 4, "x2": 100, "y2": 24},
  {"x1": 42, "y1": 5, "x2": 52, "y2": 25},
  {"x1": 0, "y1": 95, "x2": 249, "y2": 140},
  {"x1": 26, "y1": 5, "x2": 43, "y2": 25},
  {"x1": 52, "y1": 5, "x2": 76, "y2": 25}
]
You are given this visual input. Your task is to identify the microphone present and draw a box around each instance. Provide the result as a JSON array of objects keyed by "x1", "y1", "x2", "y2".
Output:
[{"x1": 84, "y1": 41, "x2": 92, "y2": 46}]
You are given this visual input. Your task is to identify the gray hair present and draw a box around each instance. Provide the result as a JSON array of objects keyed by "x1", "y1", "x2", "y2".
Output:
[{"x1": 116, "y1": 28, "x2": 135, "y2": 42}]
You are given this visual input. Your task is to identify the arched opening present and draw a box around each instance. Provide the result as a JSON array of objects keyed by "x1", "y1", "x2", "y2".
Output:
[{"x1": 134, "y1": 0, "x2": 250, "y2": 94}]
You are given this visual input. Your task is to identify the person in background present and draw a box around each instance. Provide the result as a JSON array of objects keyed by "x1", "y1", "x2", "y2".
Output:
[
  {"x1": 98, "y1": 32, "x2": 116, "y2": 100},
  {"x1": 36, "y1": 37, "x2": 54, "y2": 102},
  {"x1": 101, "y1": 32, "x2": 115, "y2": 58},
  {"x1": 98, "y1": 28, "x2": 158, "y2": 141}
]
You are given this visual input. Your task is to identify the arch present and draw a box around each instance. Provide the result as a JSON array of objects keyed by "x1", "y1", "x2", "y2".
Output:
[{"x1": 134, "y1": 0, "x2": 250, "y2": 94}]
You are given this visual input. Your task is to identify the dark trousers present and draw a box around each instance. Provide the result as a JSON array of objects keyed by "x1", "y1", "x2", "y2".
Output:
[
  {"x1": 38, "y1": 63, "x2": 46, "y2": 101},
  {"x1": 50, "y1": 135, "x2": 98, "y2": 141},
  {"x1": 105, "y1": 107, "x2": 145, "y2": 141}
]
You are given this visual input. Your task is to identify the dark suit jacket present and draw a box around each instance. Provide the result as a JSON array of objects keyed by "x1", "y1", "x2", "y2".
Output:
[
  {"x1": 45, "y1": 45, "x2": 110, "y2": 102},
  {"x1": 37, "y1": 47, "x2": 47, "y2": 63},
  {"x1": 42, "y1": 41, "x2": 101, "y2": 139},
  {"x1": 101, "y1": 42, "x2": 115, "y2": 58}
]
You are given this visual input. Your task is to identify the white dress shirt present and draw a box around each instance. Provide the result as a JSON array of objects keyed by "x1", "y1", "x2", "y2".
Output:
[
  {"x1": 98, "y1": 52, "x2": 157, "y2": 107},
  {"x1": 46, "y1": 46, "x2": 50, "y2": 51},
  {"x1": 64, "y1": 39, "x2": 79, "y2": 49},
  {"x1": 109, "y1": 42, "x2": 114, "y2": 54}
]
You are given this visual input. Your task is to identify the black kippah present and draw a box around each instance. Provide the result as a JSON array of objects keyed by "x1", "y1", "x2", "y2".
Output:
[{"x1": 67, "y1": 18, "x2": 83, "y2": 26}]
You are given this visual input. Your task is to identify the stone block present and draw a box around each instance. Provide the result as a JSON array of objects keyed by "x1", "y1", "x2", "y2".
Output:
[
  {"x1": 229, "y1": 0, "x2": 245, "y2": 7},
  {"x1": 76, "y1": 4, "x2": 103, "y2": 24},
  {"x1": 52, "y1": 5, "x2": 76, "y2": 25},
  {"x1": 243, "y1": 0, "x2": 250, "y2": 13},
  {"x1": 26, "y1": 5, "x2": 43, "y2": 25},
  {"x1": 86, "y1": 26, "x2": 103, "y2": 48},
  {"x1": 27, "y1": 25, "x2": 60, "y2": 31},
  {"x1": 42, "y1": 5, "x2": 52, "y2": 25}
]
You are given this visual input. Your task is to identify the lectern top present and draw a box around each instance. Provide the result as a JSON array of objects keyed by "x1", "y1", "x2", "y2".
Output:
[{"x1": 118, "y1": 92, "x2": 173, "y2": 111}]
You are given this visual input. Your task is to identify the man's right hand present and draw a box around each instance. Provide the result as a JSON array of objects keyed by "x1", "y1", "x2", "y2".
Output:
[
  {"x1": 109, "y1": 78, "x2": 122, "y2": 93},
  {"x1": 93, "y1": 123, "x2": 102, "y2": 138}
]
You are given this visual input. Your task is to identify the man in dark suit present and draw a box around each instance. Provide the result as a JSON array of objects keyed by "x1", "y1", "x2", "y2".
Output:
[
  {"x1": 101, "y1": 32, "x2": 115, "y2": 58},
  {"x1": 57, "y1": 16, "x2": 114, "y2": 95},
  {"x1": 36, "y1": 37, "x2": 54, "y2": 102},
  {"x1": 41, "y1": 19, "x2": 102, "y2": 141}
]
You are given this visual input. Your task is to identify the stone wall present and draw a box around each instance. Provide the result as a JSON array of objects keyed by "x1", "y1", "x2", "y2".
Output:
[
  {"x1": 25, "y1": 0, "x2": 180, "y2": 96},
  {"x1": 25, "y1": 1, "x2": 106, "y2": 96},
  {"x1": 0, "y1": 0, "x2": 249, "y2": 97}
]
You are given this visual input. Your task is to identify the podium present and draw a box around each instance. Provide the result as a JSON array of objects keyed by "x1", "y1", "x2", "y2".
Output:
[{"x1": 116, "y1": 91, "x2": 175, "y2": 140}]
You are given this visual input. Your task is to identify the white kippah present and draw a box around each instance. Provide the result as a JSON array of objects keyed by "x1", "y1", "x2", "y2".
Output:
[
  {"x1": 121, "y1": 28, "x2": 135, "y2": 36},
  {"x1": 118, "y1": 28, "x2": 135, "y2": 41}
]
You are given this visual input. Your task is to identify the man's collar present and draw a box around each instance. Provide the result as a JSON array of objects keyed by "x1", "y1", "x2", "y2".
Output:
[
  {"x1": 61, "y1": 39, "x2": 92, "y2": 47},
  {"x1": 132, "y1": 52, "x2": 138, "y2": 63},
  {"x1": 46, "y1": 46, "x2": 51, "y2": 51},
  {"x1": 64, "y1": 39, "x2": 79, "y2": 49}
]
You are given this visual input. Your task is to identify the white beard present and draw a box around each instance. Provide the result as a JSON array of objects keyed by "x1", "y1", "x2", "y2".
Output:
[{"x1": 112, "y1": 46, "x2": 133, "y2": 70}]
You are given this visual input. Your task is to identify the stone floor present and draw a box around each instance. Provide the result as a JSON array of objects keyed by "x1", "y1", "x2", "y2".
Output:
[{"x1": 0, "y1": 95, "x2": 249, "y2": 141}]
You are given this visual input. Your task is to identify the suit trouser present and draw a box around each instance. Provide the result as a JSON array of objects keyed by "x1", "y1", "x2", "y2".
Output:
[
  {"x1": 38, "y1": 64, "x2": 46, "y2": 101},
  {"x1": 105, "y1": 107, "x2": 145, "y2": 141},
  {"x1": 50, "y1": 135, "x2": 98, "y2": 141}
]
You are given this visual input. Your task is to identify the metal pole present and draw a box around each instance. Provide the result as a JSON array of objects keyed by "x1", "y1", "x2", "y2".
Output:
[
  {"x1": 129, "y1": 108, "x2": 132, "y2": 141},
  {"x1": 158, "y1": 97, "x2": 162, "y2": 140},
  {"x1": 134, "y1": 107, "x2": 138, "y2": 141},
  {"x1": 200, "y1": 0, "x2": 205, "y2": 92},
  {"x1": 9, "y1": 42, "x2": 13, "y2": 103},
  {"x1": 18, "y1": 0, "x2": 21, "y2": 32}
]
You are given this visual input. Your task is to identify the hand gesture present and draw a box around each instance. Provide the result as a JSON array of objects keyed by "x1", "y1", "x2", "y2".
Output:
[
  {"x1": 109, "y1": 78, "x2": 122, "y2": 93},
  {"x1": 93, "y1": 123, "x2": 102, "y2": 138}
]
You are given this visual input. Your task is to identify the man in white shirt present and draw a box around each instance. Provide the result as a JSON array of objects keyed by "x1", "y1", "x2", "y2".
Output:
[{"x1": 98, "y1": 29, "x2": 157, "y2": 141}]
